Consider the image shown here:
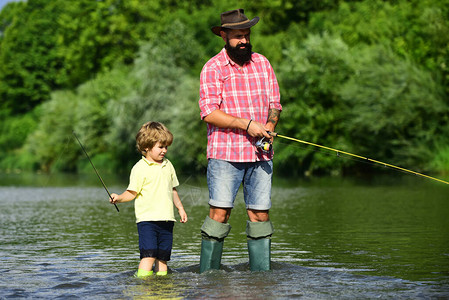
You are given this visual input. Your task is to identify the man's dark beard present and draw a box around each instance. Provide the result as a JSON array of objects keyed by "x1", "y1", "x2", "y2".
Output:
[{"x1": 225, "y1": 41, "x2": 252, "y2": 66}]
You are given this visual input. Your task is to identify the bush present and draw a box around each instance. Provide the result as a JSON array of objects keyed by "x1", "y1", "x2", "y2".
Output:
[
  {"x1": 106, "y1": 20, "x2": 207, "y2": 173},
  {"x1": 276, "y1": 33, "x2": 353, "y2": 175},
  {"x1": 339, "y1": 45, "x2": 448, "y2": 170},
  {"x1": 24, "y1": 91, "x2": 78, "y2": 172}
]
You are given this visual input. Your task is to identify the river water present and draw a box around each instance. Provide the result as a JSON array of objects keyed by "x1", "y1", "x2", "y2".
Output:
[{"x1": 0, "y1": 172, "x2": 448, "y2": 299}]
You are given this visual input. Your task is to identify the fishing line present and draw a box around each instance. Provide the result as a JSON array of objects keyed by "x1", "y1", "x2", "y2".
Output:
[
  {"x1": 269, "y1": 131, "x2": 449, "y2": 185},
  {"x1": 274, "y1": 137, "x2": 393, "y2": 171},
  {"x1": 73, "y1": 131, "x2": 120, "y2": 212}
]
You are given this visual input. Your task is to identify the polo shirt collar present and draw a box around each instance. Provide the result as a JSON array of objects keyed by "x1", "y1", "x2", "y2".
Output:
[{"x1": 142, "y1": 156, "x2": 168, "y2": 167}]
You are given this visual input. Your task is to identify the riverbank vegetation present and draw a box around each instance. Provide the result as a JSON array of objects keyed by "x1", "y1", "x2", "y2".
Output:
[{"x1": 1, "y1": 0, "x2": 448, "y2": 176}]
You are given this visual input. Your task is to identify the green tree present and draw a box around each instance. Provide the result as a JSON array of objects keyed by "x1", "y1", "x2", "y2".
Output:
[
  {"x1": 24, "y1": 91, "x2": 78, "y2": 172},
  {"x1": 0, "y1": 0, "x2": 64, "y2": 113},
  {"x1": 309, "y1": 0, "x2": 449, "y2": 93},
  {"x1": 2, "y1": 0, "x2": 449, "y2": 176},
  {"x1": 0, "y1": 0, "x2": 180, "y2": 114},
  {"x1": 106, "y1": 20, "x2": 206, "y2": 173},
  {"x1": 54, "y1": 0, "x2": 169, "y2": 87},
  {"x1": 276, "y1": 34, "x2": 353, "y2": 175},
  {"x1": 339, "y1": 45, "x2": 448, "y2": 170},
  {"x1": 23, "y1": 20, "x2": 206, "y2": 174}
]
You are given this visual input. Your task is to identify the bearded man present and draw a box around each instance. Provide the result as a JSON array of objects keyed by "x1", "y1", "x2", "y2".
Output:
[{"x1": 198, "y1": 9, "x2": 282, "y2": 272}]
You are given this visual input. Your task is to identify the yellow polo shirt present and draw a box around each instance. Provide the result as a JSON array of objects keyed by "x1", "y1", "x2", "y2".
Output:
[{"x1": 127, "y1": 157, "x2": 179, "y2": 223}]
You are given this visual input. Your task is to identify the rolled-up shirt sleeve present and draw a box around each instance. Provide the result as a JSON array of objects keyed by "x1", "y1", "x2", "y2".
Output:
[
  {"x1": 199, "y1": 62, "x2": 222, "y2": 119},
  {"x1": 268, "y1": 63, "x2": 282, "y2": 112}
]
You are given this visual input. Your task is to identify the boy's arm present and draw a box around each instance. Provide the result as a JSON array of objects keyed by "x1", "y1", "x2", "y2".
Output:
[
  {"x1": 109, "y1": 190, "x2": 137, "y2": 204},
  {"x1": 173, "y1": 188, "x2": 187, "y2": 223}
]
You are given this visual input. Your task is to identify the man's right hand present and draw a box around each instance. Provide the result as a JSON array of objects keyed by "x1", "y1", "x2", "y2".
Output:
[{"x1": 246, "y1": 119, "x2": 271, "y2": 138}]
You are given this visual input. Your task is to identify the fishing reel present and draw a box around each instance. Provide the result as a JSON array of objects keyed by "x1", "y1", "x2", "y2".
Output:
[{"x1": 255, "y1": 137, "x2": 272, "y2": 153}]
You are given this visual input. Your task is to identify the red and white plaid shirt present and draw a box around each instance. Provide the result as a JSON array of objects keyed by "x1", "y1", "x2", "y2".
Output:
[{"x1": 199, "y1": 48, "x2": 282, "y2": 162}]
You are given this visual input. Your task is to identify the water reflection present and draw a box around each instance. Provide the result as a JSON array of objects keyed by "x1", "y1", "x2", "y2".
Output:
[{"x1": 124, "y1": 276, "x2": 184, "y2": 300}]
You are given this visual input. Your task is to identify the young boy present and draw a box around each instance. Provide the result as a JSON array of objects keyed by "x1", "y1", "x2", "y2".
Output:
[{"x1": 109, "y1": 121, "x2": 188, "y2": 277}]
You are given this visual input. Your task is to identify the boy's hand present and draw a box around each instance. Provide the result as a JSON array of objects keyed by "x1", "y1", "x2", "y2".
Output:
[
  {"x1": 179, "y1": 208, "x2": 188, "y2": 223},
  {"x1": 109, "y1": 190, "x2": 135, "y2": 204},
  {"x1": 109, "y1": 193, "x2": 119, "y2": 204}
]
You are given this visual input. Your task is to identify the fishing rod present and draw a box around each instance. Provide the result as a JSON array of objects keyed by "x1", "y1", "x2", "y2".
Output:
[
  {"x1": 267, "y1": 131, "x2": 449, "y2": 185},
  {"x1": 73, "y1": 131, "x2": 120, "y2": 212}
]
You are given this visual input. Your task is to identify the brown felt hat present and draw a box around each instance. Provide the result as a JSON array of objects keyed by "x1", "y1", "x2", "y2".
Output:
[{"x1": 211, "y1": 9, "x2": 259, "y2": 36}]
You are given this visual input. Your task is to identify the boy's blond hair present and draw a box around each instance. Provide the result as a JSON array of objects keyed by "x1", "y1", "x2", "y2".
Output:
[{"x1": 136, "y1": 121, "x2": 173, "y2": 155}]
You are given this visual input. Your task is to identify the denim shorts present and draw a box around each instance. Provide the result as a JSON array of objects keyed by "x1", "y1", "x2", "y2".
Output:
[
  {"x1": 207, "y1": 159, "x2": 273, "y2": 210},
  {"x1": 137, "y1": 221, "x2": 174, "y2": 261}
]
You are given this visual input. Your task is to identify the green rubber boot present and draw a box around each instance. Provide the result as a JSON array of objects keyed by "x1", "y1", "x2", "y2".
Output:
[
  {"x1": 248, "y1": 238, "x2": 271, "y2": 271},
  {"x1": 199, "y1": 216, "x2": 231, "y2": 273},
  {"x1": 199, "y1": 239, "x2": 224, "y2": 273},
  {"x1": 246, "y1": 220, "x2": 274, "y2": 272}
]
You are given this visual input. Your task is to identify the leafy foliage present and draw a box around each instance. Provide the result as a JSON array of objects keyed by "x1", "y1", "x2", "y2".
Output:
[
  {"x1": 25, "y1": 91, "x2": 78, "y2": 172},
  {"x1": 105, "y1": 20, "x2": 207, "y2": 173},
  {"x1": 0, "y1": 1, "x2": 63, "y2": 113},
  {"x1": 309, "y1": 0, "x2": 449, "y2": 94},
  {"x1": 22, "y1": 20, "x2": 206, "y2": 174},
  {"x1": 339, "y1": 45, "x2": 448, "y2": 170},
  {"x1": 0, "y1": 0, "x2": 448, "y2": 177},
  {"x1": 276, "y1": 34, "x2": 354, "y2": 175}
]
